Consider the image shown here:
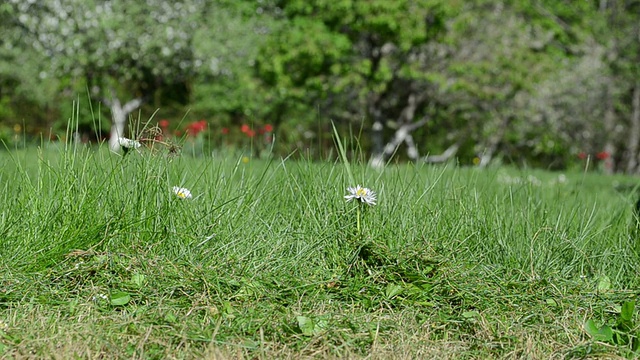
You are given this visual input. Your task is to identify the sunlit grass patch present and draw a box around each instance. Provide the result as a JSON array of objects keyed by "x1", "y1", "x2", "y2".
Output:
[{"x1": 0, "y1": 139, "x2": 639, "y2": 358}]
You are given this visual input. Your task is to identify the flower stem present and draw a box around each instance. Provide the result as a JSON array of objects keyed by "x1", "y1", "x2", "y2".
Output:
[{"x1": 356, "y1": 205, "x2": 361, "y2": 237}]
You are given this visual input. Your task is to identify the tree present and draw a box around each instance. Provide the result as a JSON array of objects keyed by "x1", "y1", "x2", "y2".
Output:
[
  {"x1": 9, "y1": 0, "x2": 206, "y2": 151},
  {"x1": 255, "y1": 0, "x2": 452, "y2": 162},
  {"x1": 0, "y1": 2, "x2": 58, "y2": 137},
  {"x1": 431, "y1": 0, "x2": 589, "y2": 167},
  {"x1": 190, "y1": 1, "x2": 279, "y2": 126},
  {"x1": 599, "y1": 0, "x2": 640, "y2": 173}
]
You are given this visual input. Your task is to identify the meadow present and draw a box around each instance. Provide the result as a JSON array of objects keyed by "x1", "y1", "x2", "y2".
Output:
[{"x1": 0, "y1": 139, "x2": 639, "y2": 359}]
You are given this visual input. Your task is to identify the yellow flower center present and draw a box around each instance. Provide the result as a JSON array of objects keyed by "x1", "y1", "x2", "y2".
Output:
[
  {"x1": 356, "y1": 188, "x2": 367, "y2": 197},
  {"x1": 177, "y1": 192, "x2": 187, "y2": 198}
]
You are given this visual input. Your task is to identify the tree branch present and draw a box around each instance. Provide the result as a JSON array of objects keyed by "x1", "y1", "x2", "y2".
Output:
[
  {"x1": 423, "y1": 143, "x2": 460, "y2": 163},
  {"x1": 122, "y1": 98, "x2": 143, "y2": 114}
]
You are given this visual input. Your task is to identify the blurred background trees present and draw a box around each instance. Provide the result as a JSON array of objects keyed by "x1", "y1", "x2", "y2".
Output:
[{"x1": 1, "y1": 0, "x2": 639, "y2": 173}]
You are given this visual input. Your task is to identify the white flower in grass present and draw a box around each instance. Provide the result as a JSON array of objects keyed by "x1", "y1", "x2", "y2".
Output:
[
  {"x1": 172, "y1": 186, "x2": 192, "y2": 199},
  {"x1": 118, "y1": 137, "x2": 141, "y2": 149},
  {"x1": 118, "y1": 137, "x2": 141, "y2": 154},
  {"x1": 345, "y1": 185, "x2": 377, "y2": 206}
]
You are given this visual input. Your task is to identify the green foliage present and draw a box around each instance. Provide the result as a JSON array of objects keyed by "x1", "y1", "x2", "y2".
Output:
[
  {"x1": 2, "y1": 0, "x2": 640, "y2": 171},
  {"x1": 6, "y1": 0, "x2": 212, "y2": 135},
  {"x1": 13, "y1": 0, "x2": 204, "y2": 88},
  {"x1": 109, "y1": 291, "x2": 131, "y2": 306},
  {"x1": 190, "y1": 1, "x2": 276, "y2": 122},
  {"x1": 585, "y1": 301, "x2": 640, "y2": 356},
  {"x1": 585, "y1": 319, "x2": 615, "y2": 342},
  {"x1": 256, "y1": 0, "x2": 451, "y2": 130},
  {"x1": 0, "y1": 3, "x2": 60, "y2": 128}
]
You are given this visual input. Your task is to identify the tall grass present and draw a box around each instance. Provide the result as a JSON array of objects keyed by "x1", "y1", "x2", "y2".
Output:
[{"x1": 0, "y1": 122, "x2": 639, "y2": 358}]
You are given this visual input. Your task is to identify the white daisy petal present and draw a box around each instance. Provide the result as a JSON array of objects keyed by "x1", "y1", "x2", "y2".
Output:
[
  {"x1": 172, "y1": 186, "x2": 193, "y2": 199},
  {"x1": 118, "y1": 137, "x2": 141, "y2": 149},
  {"x1": 344, "y1": 185, "x2": 377, "y2": 206}
]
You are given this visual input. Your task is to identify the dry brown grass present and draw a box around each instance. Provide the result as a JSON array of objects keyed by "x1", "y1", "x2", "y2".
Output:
[{"x1": 0, "y1": 300, "x2": 626, "y2": 360}]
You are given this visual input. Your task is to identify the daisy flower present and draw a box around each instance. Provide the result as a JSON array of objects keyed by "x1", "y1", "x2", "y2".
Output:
[
  {"x1": 344, "y1": 185, "x2": 377, "y2": 206},
  {"x1": 172, "y1": 186, "x2": 193, "y2": 199}
]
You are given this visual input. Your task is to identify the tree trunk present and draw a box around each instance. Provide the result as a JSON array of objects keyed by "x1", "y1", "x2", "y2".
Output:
[
  {"x1": 369, "y1": 93, "x2": 428, "y2": 168},
  {"x1": 478, "y1": 115, "x2": 510, "y2": 168},
  {"x1": 369, "y1": 117, "x2": 428, "y2": 168},
  {"x1": 368, "y1": 98, "x2": 385, "y2": 167},
  {"x1": 105, "y1": 95, "x2": 143, "y2": 152},
  {"x1": 597, "y1": 79, "x2": 616, "y2": 173},
  {"x1": 423, "y1": 143, "x2": 460, "y2": 163}
]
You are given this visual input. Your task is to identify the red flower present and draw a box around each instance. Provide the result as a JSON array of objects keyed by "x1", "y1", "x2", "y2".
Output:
[
  {"x1": 577, "y1": 152, "x2": 587, "y2": 160},
  {"x1": 263, "y1": 124, "x2": 273, "y2": 132},
  {"x1": 186, "y1": 120, "x2": 207, "y2": 136},
  {"x1": 246, "y1": 129, "x2": 256, "y2": 138},
  {"x1": 241, "y1": 124, "x2": 250, "y2": 133},
  {"x1": 596, "y1": 151, "x2": 610, "y2": 160},
  {"x1": 221, "y1": 127, "x2": 229, "y2": 135},
  {"x1": 159, "y1": 119, "x2": 170, "y2": 128}
]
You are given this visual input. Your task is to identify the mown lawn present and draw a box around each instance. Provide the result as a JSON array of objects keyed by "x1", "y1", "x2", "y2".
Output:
[{"x1": 1, "y1": 143, "x2": 639, "y2": 359}]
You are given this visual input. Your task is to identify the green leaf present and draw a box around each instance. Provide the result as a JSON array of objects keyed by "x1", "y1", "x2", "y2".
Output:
[
  {"x1": 296, "y1": 316, "x2": 315, "y2": 337},
  {"x1": 462, "y1": 311, "x2": 480, "y2": 319},
  {"x1": 385, "y1": 283, "x2": 404, "y2": 299},
  {"x1": 596, "y1": 275, "x2": 611, "y2": 292},
  {"x1": 164, "y1": 312, "x2": 177, "y2": 323},
  {"x1": 615, "y1": 301, "x2": 636, "y2": 334},
  {"x1": 314, "y1": 315, "x2": 330, "y2": 335},
  {"x1": 130, "y1": 273, "x2": 145, "y2": 288},
  {"x1": 584, "y1": 319, "x2": 614, "y2": 342},
  {"x1": 620, "y1": 301, "x2": 635, "y2": 322},
  {"x1": 110, "y1": 291, "x2": 131, "y2": 306},
  {"x1": 222, "y1": 301, "x2": 234, "y2": 317}
]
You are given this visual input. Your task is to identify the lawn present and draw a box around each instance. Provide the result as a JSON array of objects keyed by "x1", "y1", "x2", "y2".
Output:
[{"x1": 0, "y1": 141, "x2": 639, "y2": 359}]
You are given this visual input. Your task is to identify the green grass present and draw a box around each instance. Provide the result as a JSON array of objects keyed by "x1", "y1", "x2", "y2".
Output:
[{"x1": 1, "y1": 140, "x2": 640, "y2": 359}]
